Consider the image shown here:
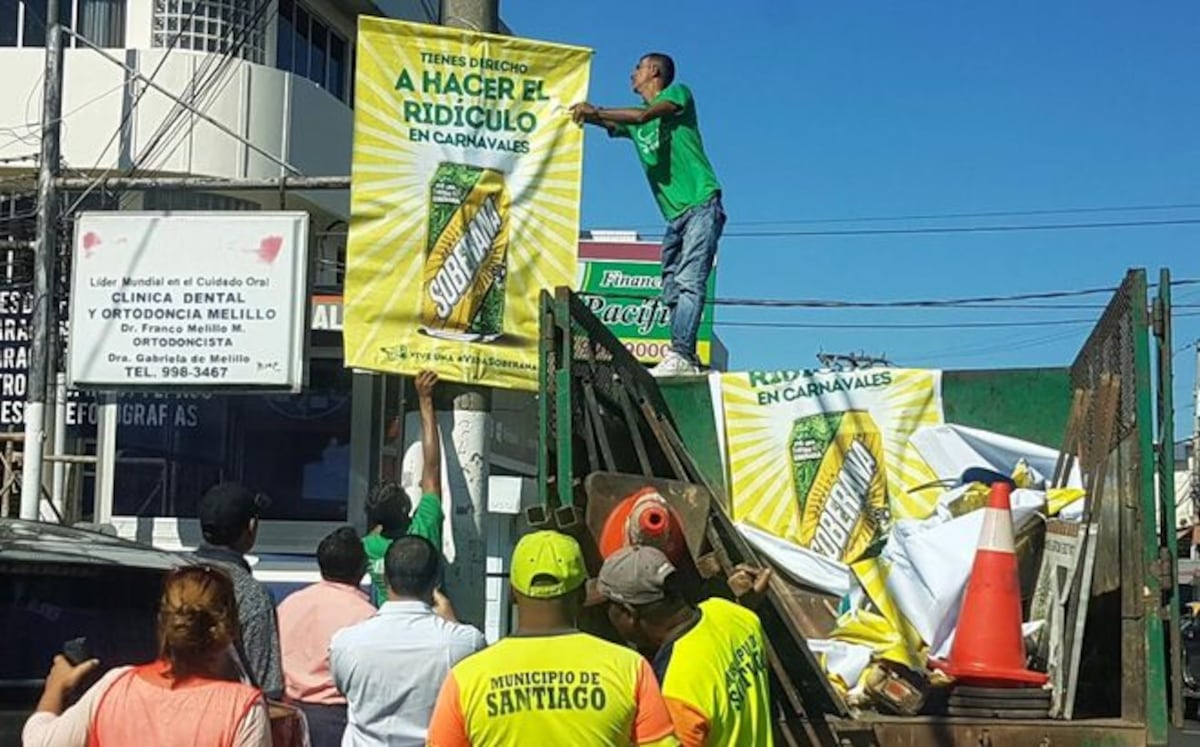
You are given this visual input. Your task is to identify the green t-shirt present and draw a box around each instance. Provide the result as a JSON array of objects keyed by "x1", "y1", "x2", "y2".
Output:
[
  {"x1": 611, "y1": 83, "x2": 721, "y2": 220},
  {"x1": 363, "y1": 492, "x2": 444, "y2": 607}
]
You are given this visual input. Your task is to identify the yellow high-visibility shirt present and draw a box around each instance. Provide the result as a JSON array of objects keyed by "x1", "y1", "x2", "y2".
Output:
[
  {"x1": 427, "y1": 630, "x2": 677, "y2": 747},
  {"x1": 654, "y1": 598, "x2": 774, "y2": 747}
]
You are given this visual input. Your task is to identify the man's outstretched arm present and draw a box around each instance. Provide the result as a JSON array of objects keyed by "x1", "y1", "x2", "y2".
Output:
[
  {"x1": 407, "y1": 370, "x2": 445, "y2": 551},
  {"x1": 569, "y1": 103, "x2": 619, "y2": 135},
  {"x1": 571, "y1": 100, "x2": 680, "y2": 128},
  {"x1": 417, "y1": 370, "x2": 441, "y2": 497}
]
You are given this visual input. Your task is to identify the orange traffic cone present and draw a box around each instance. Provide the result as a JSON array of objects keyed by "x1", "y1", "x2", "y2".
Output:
[
  {"x1": 597, "y1": 488, "x2": 686, "y2": 563},
  {"x1": 944, "y1": 482, "x2": 1048, "y2": 687}
]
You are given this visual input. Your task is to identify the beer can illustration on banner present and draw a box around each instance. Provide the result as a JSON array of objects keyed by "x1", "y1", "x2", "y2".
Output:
[
  {"x1": 421, "y1": 162, "x2": 511, "y2": 342},
  {"x1": 789, "y1": 409, "x2": 889, "y2": 563}
]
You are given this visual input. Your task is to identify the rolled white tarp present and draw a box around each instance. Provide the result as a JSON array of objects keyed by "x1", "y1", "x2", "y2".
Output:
[
  {"x1": 910, "y1": 423, "x2": 1081, "y2": 489},
  {"x1": 736, "y1": 521, "x2": 854, "y2": 598}
]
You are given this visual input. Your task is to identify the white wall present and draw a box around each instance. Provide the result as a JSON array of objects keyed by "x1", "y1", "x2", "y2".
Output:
[
  {"x1": 124, "y1": 0, "x2": 155, "y2": 49},
  {"x1": 0, "y1": 48, "x2": 355, "y2": 211},
  {"x1": 0, "y1": 0, "x2": 444, "y2": 217}
]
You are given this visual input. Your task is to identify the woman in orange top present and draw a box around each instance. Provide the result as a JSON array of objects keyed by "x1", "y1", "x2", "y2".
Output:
[{"x1": 23, "y1": 564, "x2": 271, "y2": 747}]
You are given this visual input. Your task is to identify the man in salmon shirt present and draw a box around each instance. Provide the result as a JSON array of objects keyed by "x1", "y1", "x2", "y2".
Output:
[
  {"x1": 276, "y1": 527, "x2": 375, "y2": 746},
  {"x1": 427, "y1": 530, "x2": 679, "y2": 747}
]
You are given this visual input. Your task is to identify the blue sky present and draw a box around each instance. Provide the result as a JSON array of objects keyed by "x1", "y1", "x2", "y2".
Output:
[{"x1": 502, "y1": 1, "x2": 1200, "y2": 436}]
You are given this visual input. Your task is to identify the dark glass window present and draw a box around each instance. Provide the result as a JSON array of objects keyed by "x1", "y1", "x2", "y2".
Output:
[
  {"x1": 328, "y1": 31, "x2": 345, "y2": 100},
  {"x1": 21, "y1": 0, "x2": 48, "y2": 47},
  {"x1": 308, "y1": 16, "x2": 326, "y2": 87},
  {"x1": 22, "y1": 0, "x2": 74, "y2": 46},
  {"x1": 272, "y1": 0, "x2": 350, "y2": 103},
  {"x1": 102, "y1": 358, "x2": 352, "y2": 522},
  {"x1": 0, "y1": 0, "x2": 19, "y2": 46},
  {"x1": 0, "y1": 565, "x2": 163, "y2": 687},
  {"x1": 292, "y1": 5, "x2": 308, "y2": 78},
  {"x1": 275, "y1": 0, "x2": 293, "y2": 72}
]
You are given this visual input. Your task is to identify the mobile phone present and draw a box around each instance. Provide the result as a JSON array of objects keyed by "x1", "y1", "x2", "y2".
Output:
[{"x1": 62, "y1": 637, "x2": 92, "y2": 666}]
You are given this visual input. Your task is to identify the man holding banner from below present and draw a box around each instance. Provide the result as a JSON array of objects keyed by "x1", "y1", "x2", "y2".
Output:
[
  {"x1": 426, "y1": 531, "x2": 678, "y2": 747},
  {"x1": 598, "y1": 545, "x2": 774, "y2": 747},
  {"x1": 362, "y1": 369, "x2": 445, "y2": 607},
  {"x1": 572, "y1": 53, "x2": 724, "y2": 377}
]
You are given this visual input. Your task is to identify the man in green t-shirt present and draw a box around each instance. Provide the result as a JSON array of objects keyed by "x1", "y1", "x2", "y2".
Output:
[
  {"x1": 362, "y1": 369, "x2": 445, "y2": 606},
  {"x1": 572, "y1": 53, "x2": 725, "y2": 377}
]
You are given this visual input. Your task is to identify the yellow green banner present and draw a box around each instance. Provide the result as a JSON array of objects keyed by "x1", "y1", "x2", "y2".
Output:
[
  {"x1": 344, "y1": 18, "x2": 591, "y2": 390},
  {"x1": 720, "y1": 369, "x2": 944, "y2": 563}
]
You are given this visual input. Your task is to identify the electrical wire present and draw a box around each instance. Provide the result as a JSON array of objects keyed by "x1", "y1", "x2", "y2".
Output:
[
  {"x1": 673, "y1": 278, "x2": 1200, "y2": 310},
  {"x1": 717, "y1": 318, "x2": 1098, "y2": 330},
  {"x1": 906, "y1": 328, "x2": 1087, "y2": 363},
  {"x1": 61, "y1": 4, "x2": 216, "y2": 215},
  {"x1": 711, "y1": 216, "x2": 1200, "y2": 239},
  {"x1": 125, "y1": 0, "x2": 278, "y2": 185},
  {"x1": 63, "y1": 0, "x2": 276, "y2": 212},
  {"x1": 311, "y1": 251, "x2": 1200, "y2": 311},
  {"x1": 620, "y1": 201, "x2": 1200, "y2": 231},
  {"x1": 0, "y1": 78, "x2": 131, "y2": 151},
  {"x1": 715, "y1": 309, "x2": 1200, "y2": 333}
]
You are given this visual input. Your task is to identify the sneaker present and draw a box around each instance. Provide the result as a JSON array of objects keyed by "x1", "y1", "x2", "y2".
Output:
[{"x1": 649, "y1": 351, "x2": 700, "y2": 377}]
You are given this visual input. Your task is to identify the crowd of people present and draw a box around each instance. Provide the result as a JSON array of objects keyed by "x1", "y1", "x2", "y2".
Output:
[{"x1": 22, "y1": 369, "x2": 775, "y2": 746}]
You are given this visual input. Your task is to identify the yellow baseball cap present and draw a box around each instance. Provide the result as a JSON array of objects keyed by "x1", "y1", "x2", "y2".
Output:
[{"x1": 510, "y1": 530, "x2": 587, "y2": 599}]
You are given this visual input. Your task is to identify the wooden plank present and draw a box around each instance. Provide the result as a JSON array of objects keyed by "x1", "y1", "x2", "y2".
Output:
[{"x1": 1064, "y1": 374, "x2": 1121, "y2": 720}]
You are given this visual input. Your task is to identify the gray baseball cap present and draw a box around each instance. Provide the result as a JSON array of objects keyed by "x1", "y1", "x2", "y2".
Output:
[{"x1": 597, "y1": 545, "x2": 677, "y2": 606}]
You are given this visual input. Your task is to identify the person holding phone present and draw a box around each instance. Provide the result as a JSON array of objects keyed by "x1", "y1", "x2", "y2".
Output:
[{"x1": 22, "y1": 565, "x2": 270, "y2": 747}]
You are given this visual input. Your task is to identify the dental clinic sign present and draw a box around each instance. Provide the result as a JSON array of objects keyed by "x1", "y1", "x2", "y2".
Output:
[{"x1": 68, "y1": 212, "x2": 310, "y2": 391}]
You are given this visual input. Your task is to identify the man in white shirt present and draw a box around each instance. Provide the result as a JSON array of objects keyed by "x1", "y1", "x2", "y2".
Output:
[{"x1": 331, "y1": 535, "x2": 485, "y2": 746}]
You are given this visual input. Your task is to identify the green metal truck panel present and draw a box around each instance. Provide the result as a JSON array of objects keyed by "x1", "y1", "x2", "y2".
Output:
[{"x1": 536, "y1": 268, "x2": 1182, "y2": 746}]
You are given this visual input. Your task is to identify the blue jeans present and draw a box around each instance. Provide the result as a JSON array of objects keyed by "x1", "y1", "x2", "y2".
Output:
[
  {"x1": 294, "y1": 701, "x2": 347, "y2": 747},
  {"x1": 660, "y1": 193, "x2": 725, "y2": 365}
]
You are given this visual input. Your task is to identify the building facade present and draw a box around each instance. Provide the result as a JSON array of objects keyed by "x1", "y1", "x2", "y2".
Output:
[
  {"x1": 0, "y1": 8, "x2": 724, "y2": 587},
  {"x1": 0, "y1": 0, "x2": 452, "y2": 552}
]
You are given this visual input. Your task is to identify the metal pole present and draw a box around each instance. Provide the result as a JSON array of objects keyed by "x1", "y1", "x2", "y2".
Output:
[
  {"x1": 94, "y1": 393, "x2": 118, "y2": 526},
  {"x1": 19, "y1": 9, "x2": 65, "y2": 520},
  {"x1": 435, "y1": 0, "x2": 499, "y2": 628},
  {"x1": 440, "y1": 0, "x2": 498, "y2": 31},
  {"x1": 55, "y1": 175, "x2": 350, "y2": 191},
  {"x1": 50, "y1": 372, "x2": 68, "y2": 516},
  {"x1": 1192, "y1": 341, "x2": 1200, "y2": 559}
]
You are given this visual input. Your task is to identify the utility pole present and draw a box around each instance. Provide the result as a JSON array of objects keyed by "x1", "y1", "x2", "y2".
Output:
[
  {"x1": 1191, "y1": 341, "x2": 1200, "y2": 558},
  {"x1": 440, "y1": 0, "x2": 498, "y2": 31},
  {"x1": 19, "y1": 3, "x2": 65, "y2": 520},
  {"x1": 417, "y1": 0, "x2": 499, "y2": 627}
]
